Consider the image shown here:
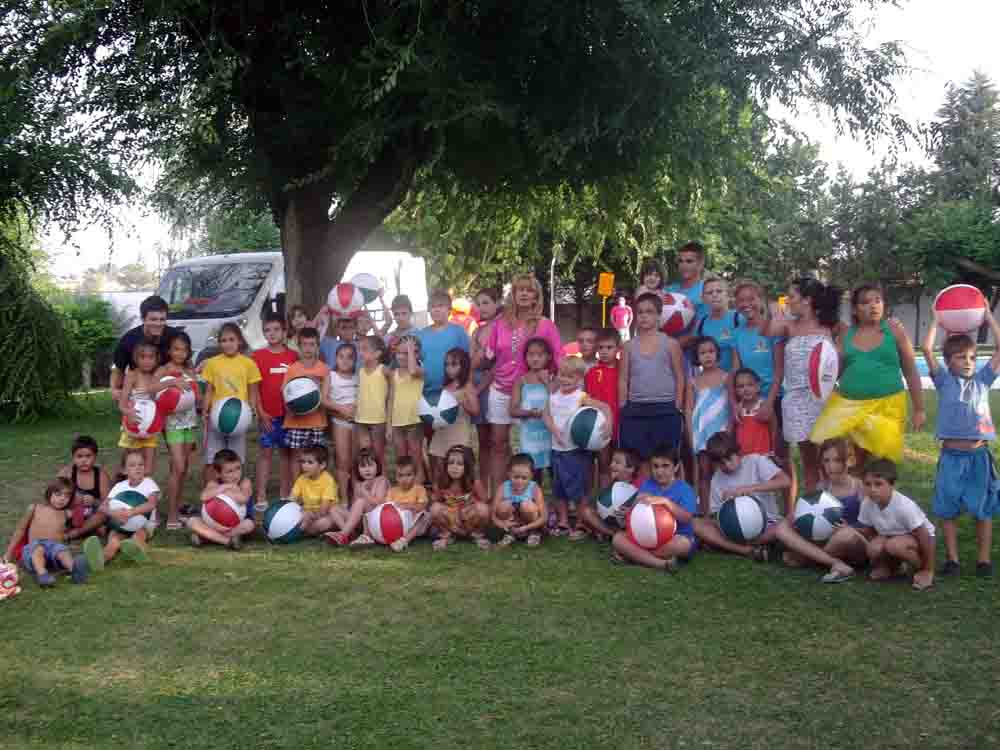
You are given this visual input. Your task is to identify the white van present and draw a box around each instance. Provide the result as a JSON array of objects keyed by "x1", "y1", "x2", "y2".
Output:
[{"x1": 156, "y1": 249, "x2": 428, "y2": 363}]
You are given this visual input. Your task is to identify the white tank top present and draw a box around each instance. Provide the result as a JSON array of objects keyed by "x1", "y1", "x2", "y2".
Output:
[
  {"x1": 549, "y1": 387, "x2": 584, "y2": 452},
  {"x1": 329, "y1": 371, "x2": 358, "y2": 408}
]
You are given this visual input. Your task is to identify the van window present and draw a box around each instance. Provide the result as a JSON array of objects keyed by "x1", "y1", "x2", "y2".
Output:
[{"x1": 158, "y1": 262, "x2": 273, "y2": 319}]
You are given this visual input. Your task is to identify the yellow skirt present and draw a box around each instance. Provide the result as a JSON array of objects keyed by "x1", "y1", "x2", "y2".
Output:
[{"x1": 809, "y1": 390, "x2": 908, "y2": 463}]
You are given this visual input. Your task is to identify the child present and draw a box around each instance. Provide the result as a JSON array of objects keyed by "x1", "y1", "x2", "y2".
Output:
[
  {"x1": 201, "y1": 323, "x2": 261, "y2": 484},
  {"x1": 693, "y1": 276, "x2": 741, "y2": 372},
  {"x1": 509, "y1": 337, "x2": 554, "y2": 482},
  {"x1": 355, "y1": 335, "x2": 391, "y2": 470},
  {"x1": 492, "y1": 453, "x2": 547, "y2": 547},
  {"x1": 732, "y1": 368, "x2": 775, "y2": 457},
  {"x1": 429, "y1": 445, "x2": 491, "y2": 550},
  {"x1": 319, "y1": 315, "x2": 360, "y2": 368},
  {"x1": 585, "y1": 329, "x2": 621, "y2": 488},
  {"x1": 692, "y1": 432, "x2": 855, "y2": 583},
  {"x1": 857, "y1": 459, "x2": 936, "y2": 590},
  {"x1": 429, "y1": 348, "x2": 479, "y2": 477},
  {"x1": 578, "y1": 448, "x2": 642, "y2": 540},
  {"x1": 471, "y1": 287, "x2": 501, "y2": 491},
  {"x1": 618, "y1": 293, "x2": 687, "y2": 475},
  {"x1": 5, "y1": 478, "x2": 90, "y2": 586},
  {"x1": 156, "y1": 331, "x2": 201, "y2": 527},
  {"x1": 635, "y1": 258, "x2": 666, "y2": 299},
  {"x1": 188, "y1": 449, "x2": 256, "y2": 549},
  {"x1": 809, "y1": 438, "x2": 869, "y2": 566},
  {"x1": 386, "y1": 294, "x2": 417, "y2": 363},
  {"x1": 281, "y1": 327, "x2": 331, "y2": 466},
  {"x1": 389, "y1": 336, "x2": 426, "y2": 485},
  {"x1": 612, "y1": 444, "x2": 697, "y2": 572},
  {"x1": 576, "y1": 326, "x2": 598, "y2": 373},
  {"x1": 59, "y1": 435, "x2": 111, "y2": 542},
  {"x1": 95, "y1": 449, "x2": 159, "y2": 565},
  {"x1": 252, "y1": 313, "x2": 298, "y2": 509},
  {"x1": 921, "y1": 307, "x2": 1000, "y2": 577},
  {"x1": 322, "y1": 448, "x2": 390, "y2": 546},
  {"x1": 290, "y1": 445, "x2": 340, "y2": 537},
  {"x1": 384, "y1": 456, "x2": 432, "y2": 552},
  {"x1": 687, "y1": 336, "x2": 732, "y2": 506},
  {"x1": 415, "y1": 289, "x2": 471, "y2": 399},
  {"x1": 325, "y1": 341, "x2": 358, "y2": 503},
  {"x1": 544, "y1": 357, "x2": 612, "y2": 539},
  {"x1": 287, "y1": 304, "x2": 311, "y2": 353},
  {"x1": 117, "y1": 340, "x2": 163, "y2": 474}
]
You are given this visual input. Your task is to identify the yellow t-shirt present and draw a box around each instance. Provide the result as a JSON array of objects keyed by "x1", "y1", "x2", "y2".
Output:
[
  {"x1": 356, "y1": 364, "x2": 389, "y2": 424},
  {"x1": 391, "y1": 369, "x2": 423, "y2": 427},
  {"x1": 292, "y1": 471, "x2": 339, "y2": 512},
  {"x1": 202, "y1": 354, "x2": 261, "y2": 403},
  {"x1": 387, "y1": 484, "x2": 429, "y2": 510}
]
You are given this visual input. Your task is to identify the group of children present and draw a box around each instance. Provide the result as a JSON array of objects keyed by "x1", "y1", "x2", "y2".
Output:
[{"x1": 5, "y1": 260, "x2": 998, "y2": 594}]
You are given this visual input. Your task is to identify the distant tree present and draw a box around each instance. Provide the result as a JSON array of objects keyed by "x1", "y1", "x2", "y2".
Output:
[{"x1": 115, "y1": 263, "x2": 158, "y2": 291}]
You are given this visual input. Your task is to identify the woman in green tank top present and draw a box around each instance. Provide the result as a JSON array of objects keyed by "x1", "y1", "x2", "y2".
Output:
[{"x1": 810, "y1": 284, "x2": 924, "y2": 467}]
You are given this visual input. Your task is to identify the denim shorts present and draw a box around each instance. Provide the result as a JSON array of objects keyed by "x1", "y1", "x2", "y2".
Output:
[
  {"x1": 258, "y1": 417, "x2": 289, "y2": 449},
  {"x1": 22, "y1": 540, "x2": 69, "y2": 574},
  {"x1": 551, "y1": 449, "x2": 592, "y2": 502},
  {"x1": 933, "y1": 446, "x2": 1000, "y2": 520}
]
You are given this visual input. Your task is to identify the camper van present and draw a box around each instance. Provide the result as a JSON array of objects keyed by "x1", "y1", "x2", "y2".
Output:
[{"x1": 156, "y1": 249, "x2": 428, "y2": 363}]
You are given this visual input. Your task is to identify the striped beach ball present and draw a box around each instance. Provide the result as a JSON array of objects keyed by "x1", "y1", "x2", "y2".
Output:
[
  {"x1": 365, "y1": 502, "x2": 414, "y2": 545},
  {"x1": 263, "y1": 501, "x2": 305, "y2": 544},
  {"x1": 718, "y1": 495, "x2": 767, "y2": 543},
  {"x1": 660, "y1": 292, "x2": 695, "y2": 336},
  {"x1": 155, "y1": 376, "x2": 196, "y2": 416},
  {"x1": 793, "y1": 490, "x2": 843, "y2": 543},
  {"x1": 211, "y1": 397, "x2": 253, "y2": 436},
  {"x1": 596, "y1": 481, "x2": 638, "y2": 526},
  {"x1": 282, "y1": 377, "x2": 321, "y2": 416},
  {"x1": 107, "y1": 489, "x2": 149, "y2": 534},
  {"x1": 418, "y1": 389, "x2": 460, "y2": 429},
  {"x1": 934, "y1": 284, "x2": 987, "y2": 334},
  {"x1": 122, "y1": 400, "x2": 165, "y2": 439},
  {"x1": 626, "y1": 503, "x2": 677, "y2": 550},
  {"x1": 807, "y1": 339, "x2": 838, "y2": 401},
  {"x1": 567, "y1": 406, "x2": 610, "y2": 451},
  {"x1": 201, "y1": 494, "x2": 247, "y2": 530},
  {"x1": 328, "y1": 283, "x2": 365, "y2": 317},
  {"x1": 350, "y1": 272, "x2": 381, "y2": 305}
]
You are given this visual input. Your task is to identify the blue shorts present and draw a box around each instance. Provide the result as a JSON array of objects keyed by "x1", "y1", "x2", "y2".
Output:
[
  {"x1": 259, "y1": 417, "x2": 289, "y2": 449},
  {"x1": 933, "y1": 446, "x2": 1000, "y2": 520},
  {"x1": 619, "y1": 401, "x2": 683, "y2": 460},
  {"x1": 551, "y1": 449, "x2": 592, "y2": 502},
  {"x1": 21, "y1": 540, "x2": 69, "y2": 574}
]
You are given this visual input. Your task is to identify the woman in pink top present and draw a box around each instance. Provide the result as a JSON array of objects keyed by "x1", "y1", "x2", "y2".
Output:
[{"x1": 484, "y1": 273, "x2": 563, "y2": 491}]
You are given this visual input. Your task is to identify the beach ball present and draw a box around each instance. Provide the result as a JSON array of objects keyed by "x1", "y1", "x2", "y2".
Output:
[
  {"x1": 0, "y1": 562, "x2": 20, "y2": 601},
  {"x1": 793, "y1": 490, "x2": 843, "y2": 543},
  {"x1": 418, "y1": 389, "x2": 460, "y2": 429},
  {"x1": 934, "y1": 284, "x2": 987, "y2": 334},
  {"x1": 625, "y1": 503, "x2": 677, "y2": 550},
  {"x1": 201, "y1": 494, "x2": 247, "y2": 530},
  {"x1": 807, "y1": 339, "x2": 838, "y2": 401},
  {"x1": 596, "y1": 481, "x2": 639, "y2": 527},
  {"x1": 211, "y1": 397, "x2": 253, "y2": 436},
  {"x1": 122, "y1": 400, "x2": 165, "y2": 439},
  {"x1": 107, "y1": 489, "x2": 149, "y2": 534},
  {"x1": 718, "y1": 495, "x2": 767, "y2": 544},
  {"x1": 263, "y1": 500, "x2": 305, "y2": 544},
  {"x1": 155, "y1": 376, "x2": 195, "y2": 416},
  {"x1": 365, "y1": 502, "x2": 414, "y2": 545},
  {"x1": 660, "y1": 292, "x2": 695, "y2": 336},
  {"x1": 567, "y1": 406, "x2": 610, "y2": 451},
  {"x1": 328, "y1": 283, "x2": 365, "y2": 317},
  {"x1": 350, "y1": 272, "x2": 381, "y2": 304},
  {"x1": 282, "y1": 377, "x2": 321, "y2": 416}
]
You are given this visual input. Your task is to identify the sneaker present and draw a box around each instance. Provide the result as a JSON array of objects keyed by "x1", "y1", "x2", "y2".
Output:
[
  {"x1": 82, "y1": 536, "x2": 104, "y2": 572},
  {"x1": 941, "y1": 560, "x2": 961, "y2": 576},
  {"x1": 71, "y1": 555, "x2": 90, "y2": 584},
  {"x1": 36, "y1": 572, "x2": 56, "y2": 587},
  {"x1": 976, "y1": 561, "x2": 994, "y2": 578},
  {"x1": 120, "y1": 539, "x2": 149, "y2": 562}
]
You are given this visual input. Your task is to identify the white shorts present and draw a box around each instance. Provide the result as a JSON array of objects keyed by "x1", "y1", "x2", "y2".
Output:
[
  {"x1": 203, "y1": 424, "x2": 247, "y2": 464},
  {"x1": 487, "y1": 386, "x2": 513, "y2": 425}
]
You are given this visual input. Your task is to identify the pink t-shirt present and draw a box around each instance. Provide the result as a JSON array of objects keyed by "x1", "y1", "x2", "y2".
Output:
[{"x1": 487, "y1": 317, "x2": 563, "y2": 394}]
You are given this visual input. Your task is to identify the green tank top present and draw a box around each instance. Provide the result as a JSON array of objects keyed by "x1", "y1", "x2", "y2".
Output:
[{"x1": 839, "y1": 320, "x2": 903, "y2": 400}]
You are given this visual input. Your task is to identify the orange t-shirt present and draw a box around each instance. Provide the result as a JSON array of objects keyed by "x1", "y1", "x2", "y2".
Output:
[{"x1": 281, "y1": 359, "x2": 329, "y2": 429}]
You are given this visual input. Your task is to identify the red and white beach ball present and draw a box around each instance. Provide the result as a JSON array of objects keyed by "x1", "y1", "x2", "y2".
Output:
[
  {"x1": 365, "y1": 502, "x2": 414, "y2": 545},
  {"x1": 122, "y1": 400, "x2": 165, "y2": 439},
  {"x1": 807, "y1": 339, "x2": 838, "y2": 401},
  {"x1": 155, "y1": 376, "x2": 196, "y2": 416},
  {"x1": 934, "y1": 284, "x2": 987, "y2": 334},
  {"x1": 660, "y1": 292, "x2": 695, "y2": 336},
  {"x1": 625, "y1": 503, "x2": 677, "y2": 550},
  {"x1": 327, "y1": 283, "x2": 365, "y2": 317},
  {"x1": 201, "y1": 494, "x2": 247, "y2": 530}
]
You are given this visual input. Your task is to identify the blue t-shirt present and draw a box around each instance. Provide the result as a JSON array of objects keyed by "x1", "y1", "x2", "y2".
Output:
[
  {"x1": 319, "y1": 338, "x2": 357, "y2": 373},
  {"x1": 415, "y1": 323, "x2": 470, "y2": 396},
  {"x1": 733, "y1": 325, "x2": 782, "y2": 396},
  {"x1": 931, "y1": 362, "x2": 997, "y2": 441},
  {"x1": 665, "y1": 280, "x2": 707, "y2": 321},
  {"x1": 696, "y1": 311, "x2": 741, "y2": 372},
  {"x1": 638, "y1": 477, "x2": 697, "y2": 539}
]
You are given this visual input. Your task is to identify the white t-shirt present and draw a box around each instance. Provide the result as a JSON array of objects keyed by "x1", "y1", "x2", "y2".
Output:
[
  {"x1": 858, "y1": 490, "x2": 935, "y2": 538},
  {"x1": 329, "y1": 371, "x2": 359, "y2": 408},
  {"x1": 549, "y1": 387, "x2": 585, "y2": 452},
  {"x1": 709, "y1": 453, "x2": 782, "y2": 518},
  {"x1": 109, "y1": 477, "x2": 160, "y2": 525}
]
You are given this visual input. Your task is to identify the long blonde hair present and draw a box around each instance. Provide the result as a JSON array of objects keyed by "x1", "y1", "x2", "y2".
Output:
[{"x1": 502, "y1": 273, "x2": 544, "y2": 332}]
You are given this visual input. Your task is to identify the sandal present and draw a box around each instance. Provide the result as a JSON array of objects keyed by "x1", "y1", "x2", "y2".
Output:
[
  {"x1": 432, "y1": 536, "x2": 452, "y2": 552},
  {"x1": 390, "y1": 538, "x2": 409, "y2": 552},
  {"x1": 324, "y1": 531, "x2": 350, "y2": 547},
  {"x1": 474, "y1": 534, "x2": 492, "y2": 551},
  {"x1": 568, "y1": 527, "x2": 588, "y2": 541},
  {"x1": 751, "y1": 545, "x2": 769, "y2": 563},
  {"x1": 349, "y1": 533, "x2": 375, "y2": 547},
  {"x1": 821, "y1": 567, "x2": 854, "y2": 584},
  {"x1": 525, "y1": 533, "x2": 542, "y2": 547},
  {"x1": 496, "y1": 533, "x2": 515, "y2": 548},
  {"x1": 550, "y1": 525, "x2": 570, "y2": 538},
  {"x1": 611, "y1": 550, "x2": 628, "y2": 565}
]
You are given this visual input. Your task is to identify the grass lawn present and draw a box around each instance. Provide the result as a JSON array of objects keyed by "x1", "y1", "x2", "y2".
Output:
[{"x1": 1, "y1": 392, "x2": 998, "y2": 750}]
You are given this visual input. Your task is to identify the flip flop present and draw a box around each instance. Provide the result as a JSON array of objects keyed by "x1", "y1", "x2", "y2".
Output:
[
  {"x1": 120, "y1": 539, "x2": 149, "y2": 563},
  {"x1": 82, "y1": 536, "x2": 104, "y2": 572},
  {"x1": 821, "y1": 568, "x2": 854, "y2": 584}
]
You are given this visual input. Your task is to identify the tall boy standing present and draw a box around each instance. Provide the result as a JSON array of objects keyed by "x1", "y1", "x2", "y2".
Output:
[{"x1": 253, "y1": 313, "x2": 298, "y2": 505}]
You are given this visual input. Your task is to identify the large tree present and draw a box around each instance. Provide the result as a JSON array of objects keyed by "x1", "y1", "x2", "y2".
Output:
[{"x1": 7, "y1": 0, "x2": 907, "y2": 309}]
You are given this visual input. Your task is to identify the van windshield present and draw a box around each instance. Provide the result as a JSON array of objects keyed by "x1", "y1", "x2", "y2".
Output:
[{"x1": 158, "y1": 262, "x2": 273, "y2": 319}]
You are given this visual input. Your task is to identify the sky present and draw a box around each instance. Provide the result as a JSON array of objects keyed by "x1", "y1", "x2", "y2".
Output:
[{"x1": 42, "y1": 0, "x2": 1000, "y2": 276}]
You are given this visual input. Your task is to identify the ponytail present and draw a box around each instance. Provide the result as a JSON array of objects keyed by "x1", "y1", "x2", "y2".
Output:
[{"x1": 794, "y1": 277, "x2": 842, "y2": 328}]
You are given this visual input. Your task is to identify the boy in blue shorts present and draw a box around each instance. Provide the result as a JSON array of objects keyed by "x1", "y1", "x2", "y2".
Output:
[
  {"x1": 252, "y1": 313, "x2": 298, "y2": 508},
  {"x1": 921, "y1": 307, "x2": 1000, "y2": 577}
]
